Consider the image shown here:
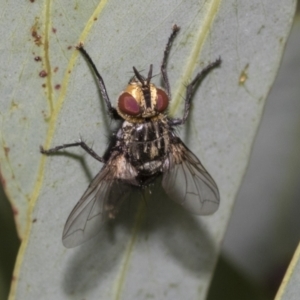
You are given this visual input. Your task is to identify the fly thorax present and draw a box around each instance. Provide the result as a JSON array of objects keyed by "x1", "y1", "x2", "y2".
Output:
[{"x1": 120, "y1": 120, "x2": 170, "y2": 164}]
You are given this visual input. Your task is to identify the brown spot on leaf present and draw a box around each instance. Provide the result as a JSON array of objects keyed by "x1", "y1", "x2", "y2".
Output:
[
  {"x1": 239, "y1": 64, "x2": 249, "y2": 86},
  {"x1": 39, "y1": 70, "x2": 48, "y2": 78},
  {"x1": 31, "y1": 17, "x2": 42, "y2": 46},
  {"x1": 0, "y1": 171, "x2": 6, "y2": 188},
  {"x1": 4, "y1": 147, "x2": 10, "y2": 156},
  {"x1": 12, "y1": 206, "x2": 18, "y2": 216}
]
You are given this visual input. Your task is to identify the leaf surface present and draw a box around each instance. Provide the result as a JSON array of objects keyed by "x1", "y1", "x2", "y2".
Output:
[{"x1": 0, "y1": 0, "x2": 296, "y2": 299}]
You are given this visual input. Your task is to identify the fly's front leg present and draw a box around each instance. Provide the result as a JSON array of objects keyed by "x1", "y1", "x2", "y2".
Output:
[
  {"x1": 40, "y1": 140, "x2": 105, "y2": 163},
  {"x1": 170, "y1": 58, "x2": 222, "y2": 126},
  {"x1": 161, "y1": 24, "x2": 180, "y2": 99},
  {"x1": 76, "y1": 43, "x2": 120, "y2": 120}
]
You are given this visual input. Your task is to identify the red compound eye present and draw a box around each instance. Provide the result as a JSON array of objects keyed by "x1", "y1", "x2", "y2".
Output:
[
  {"x1": 156, "y1": 89, "x2": 169, "y2": 112},
  {"x1": 118, "y1": 92, "x2": 141, "y2": 116}
]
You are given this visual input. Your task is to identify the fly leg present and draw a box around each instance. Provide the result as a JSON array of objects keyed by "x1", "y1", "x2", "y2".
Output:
[
  {"x1": 169, "y1": 58, "x2": 221, "y2": 126},
  {"x1": 76, "y1": 43, "x2": 120, "y2": 120},
  {"x1": 161, "y1": 24, "x2": 180, "y2": 99},
  {"x1": 40, "y1": 141, "x2": 104, "y2": 163}
]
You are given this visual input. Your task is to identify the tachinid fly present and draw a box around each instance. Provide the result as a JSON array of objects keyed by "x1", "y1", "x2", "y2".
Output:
[{"x1": 41, "y1": 25, "x2": 221, "y2": 248}]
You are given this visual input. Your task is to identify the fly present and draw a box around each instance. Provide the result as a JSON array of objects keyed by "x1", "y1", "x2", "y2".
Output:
[{"x1": 41, "y1": 25, "x2": 221, "y2": 248}]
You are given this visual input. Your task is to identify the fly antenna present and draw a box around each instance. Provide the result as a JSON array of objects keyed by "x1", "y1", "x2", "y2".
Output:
[
  {"x1": 133, "y1": 67, "x2": 145, "y2": 85},
  {"x1": 146, "y1": 64, "x2": 153, "y2": 85},
  {"x1": 133, "y1": 66, "x2": 153, "y2": 86}
]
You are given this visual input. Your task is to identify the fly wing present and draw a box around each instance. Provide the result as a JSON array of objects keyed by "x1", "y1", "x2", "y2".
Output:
[
  {"x1": 162, "y1": 141, "x2": 220, "y2": 215},
  {"x1": 62, "y1": 153, "x2": 138, "y2": 248}
]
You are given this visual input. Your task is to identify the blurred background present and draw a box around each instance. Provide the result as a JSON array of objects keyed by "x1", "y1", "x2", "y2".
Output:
[
  {"x1": 209, "y1": 10, "x2": 300, "y2": 300},
  {"x1": 1, "y1": 7, "x2": 299, "y2": 300}
]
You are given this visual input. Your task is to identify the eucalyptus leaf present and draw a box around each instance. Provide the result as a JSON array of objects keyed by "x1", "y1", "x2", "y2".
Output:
[{"x1": 0, "y1": 0, "x2": 296, "y2": 299}]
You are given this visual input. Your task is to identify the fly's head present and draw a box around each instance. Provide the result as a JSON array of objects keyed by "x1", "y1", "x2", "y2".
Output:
[{"x1": 116, "y1": 64, "x2": 169, "y2": 123}]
